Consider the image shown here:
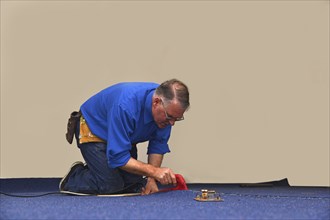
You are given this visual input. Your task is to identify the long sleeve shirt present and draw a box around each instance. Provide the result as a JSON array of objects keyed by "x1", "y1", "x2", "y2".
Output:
[{"x1": 80, "y1": 82, "x2": 171, "y2": 168}]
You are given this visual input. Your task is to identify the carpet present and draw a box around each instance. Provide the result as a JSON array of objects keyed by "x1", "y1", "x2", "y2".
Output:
[{"x1": 1, "y1": 178, "x2": 329, "y2": 219}]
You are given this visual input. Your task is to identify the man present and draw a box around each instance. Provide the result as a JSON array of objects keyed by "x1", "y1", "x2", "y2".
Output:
[{"x1": 60, "y1": 79, "x2": 190, "y2": 195}]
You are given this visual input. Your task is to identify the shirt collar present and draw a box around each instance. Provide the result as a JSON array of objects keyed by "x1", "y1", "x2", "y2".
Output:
[{"x1": 144, "y1": 90, "x2": 155, "y2": 124}]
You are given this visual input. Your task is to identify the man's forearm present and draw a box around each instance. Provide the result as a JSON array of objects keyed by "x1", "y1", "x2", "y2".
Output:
[
  {"x1": 120, "y1": 154, "x2": 176, "y2": 185},
  {"x1": 120, "y1": 157, "x2": 157, "y2": 177},
  {"x1": 146, "y1": 154, "x2": 163, "y2": 184},
  {"x1": 120, "y1": 154, "x2": 163, "y2": 177},
  {"x1": 148, "y1": 154, "x2": 163, "y2": 167}
]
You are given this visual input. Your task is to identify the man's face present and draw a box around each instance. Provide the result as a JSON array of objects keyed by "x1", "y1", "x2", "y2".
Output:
[{"x1": 152, "y1": 97, "x2": 185, "y2": 128}]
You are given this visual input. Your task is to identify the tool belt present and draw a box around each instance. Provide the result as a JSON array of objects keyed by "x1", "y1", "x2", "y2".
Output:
[
  {"x1": 66, "y1": 111, "x2": 105, "y2": 144},
  {"x1": 79, "y1": 116, "x2": 105, "y2": 144}
]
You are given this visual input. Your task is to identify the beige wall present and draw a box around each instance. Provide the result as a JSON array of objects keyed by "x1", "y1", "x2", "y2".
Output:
[{"x1": 1, "y1": 1, "x2": 329, "y2": 186}]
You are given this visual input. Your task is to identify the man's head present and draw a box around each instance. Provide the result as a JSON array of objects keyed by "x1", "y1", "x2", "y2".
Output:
[{"x1": 152, "y1": 79, "x2": 190, "y2": 128}]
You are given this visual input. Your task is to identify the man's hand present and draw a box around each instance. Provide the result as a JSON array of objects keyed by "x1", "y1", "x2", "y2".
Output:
[
  {"x1": 153, "y1": 167, "x2": 177, "y2": 186},
  {"x1": 141, "y1": 177, "x2": 159, "y2": 195}
]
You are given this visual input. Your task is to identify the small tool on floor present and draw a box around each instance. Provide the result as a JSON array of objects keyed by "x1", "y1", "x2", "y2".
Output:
[{"x1": 194, "y1": 189, "x2": 223, "y2": 202}]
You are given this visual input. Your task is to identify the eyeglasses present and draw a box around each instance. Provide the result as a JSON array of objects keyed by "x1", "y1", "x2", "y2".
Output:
[{"x1": 160, "y1": 99, "x2": 185, "y2": 122}]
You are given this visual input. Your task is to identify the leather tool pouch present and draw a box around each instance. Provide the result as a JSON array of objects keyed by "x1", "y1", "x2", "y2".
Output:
[{"x1": 66, "y1": 111, "x2": 82, "y2": 144}]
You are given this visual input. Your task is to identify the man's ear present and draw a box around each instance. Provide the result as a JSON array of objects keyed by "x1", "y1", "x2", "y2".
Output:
[{"x1": 153, "y1": 96, "x2": 161, "y2": 106}]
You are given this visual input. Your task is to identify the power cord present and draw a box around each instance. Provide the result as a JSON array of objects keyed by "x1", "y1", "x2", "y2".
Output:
[
  {"x1": 189, "y1": 190, "x2": 330, "y2": 200},
  {"x1": 0, "y1": 191, "x2": 61, "y2": 198},
  {"x1": 0, "y1": 177, "x2": 147, "y2": 198}
]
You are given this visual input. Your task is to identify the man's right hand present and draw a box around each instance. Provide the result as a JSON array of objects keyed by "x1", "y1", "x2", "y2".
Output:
[{"x1": 153, "y1": 167, "x2": 177, "y2": 186}]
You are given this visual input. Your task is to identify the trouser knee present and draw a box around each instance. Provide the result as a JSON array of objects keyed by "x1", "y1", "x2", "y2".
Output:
[{"x1": 95, "y1": 174, "x2": 125, "y2": 194}]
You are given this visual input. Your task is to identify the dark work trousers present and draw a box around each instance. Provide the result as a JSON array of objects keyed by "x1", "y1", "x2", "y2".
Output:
[{"x1": 63, "y1": 121, "x2": 145, "y2": 194}]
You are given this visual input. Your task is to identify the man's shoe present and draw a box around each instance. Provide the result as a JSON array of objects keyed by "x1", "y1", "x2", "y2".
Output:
[{"x1": 59, "y1": 161, "x2": 84, "y2": 191}]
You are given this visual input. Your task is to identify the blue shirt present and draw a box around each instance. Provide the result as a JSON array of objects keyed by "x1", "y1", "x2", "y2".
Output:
[{"x1": 80, "y1": 82, "x2": 172, "y2": 168}]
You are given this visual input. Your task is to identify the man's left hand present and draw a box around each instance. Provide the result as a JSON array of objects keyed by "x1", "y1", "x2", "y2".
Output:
[{"x1": 141, "y1": 177, "x2": 159, "y2": 195}]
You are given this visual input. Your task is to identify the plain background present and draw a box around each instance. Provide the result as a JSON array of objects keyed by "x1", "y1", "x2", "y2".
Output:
[{"x1": 1, "y1": 0, "x2": 329, "y2": 186}]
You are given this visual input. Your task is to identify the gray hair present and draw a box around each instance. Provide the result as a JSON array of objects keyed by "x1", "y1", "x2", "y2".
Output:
[{"x1": 155, "y1": 79, "x2": 190, "y2": 110}]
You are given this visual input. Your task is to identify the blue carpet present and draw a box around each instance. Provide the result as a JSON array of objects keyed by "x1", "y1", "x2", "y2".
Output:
[{"x1": 1, "y1": 178, "x2": 329, "y2": 219}]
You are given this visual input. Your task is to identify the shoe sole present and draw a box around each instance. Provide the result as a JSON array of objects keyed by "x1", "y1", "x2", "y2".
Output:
[{"x1": 59, "y1": 161, "x2": 84, "y2": 191}]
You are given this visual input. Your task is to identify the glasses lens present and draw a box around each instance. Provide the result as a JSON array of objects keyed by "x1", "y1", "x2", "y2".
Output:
[{"x1": 161, "y1": 99, "x2": 184, "y2": 121}]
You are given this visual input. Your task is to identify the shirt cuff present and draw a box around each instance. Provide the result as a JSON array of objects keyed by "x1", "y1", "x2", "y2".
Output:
[{"x1": 108, "y1": 151, "x2": 131, "y2": 168}]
